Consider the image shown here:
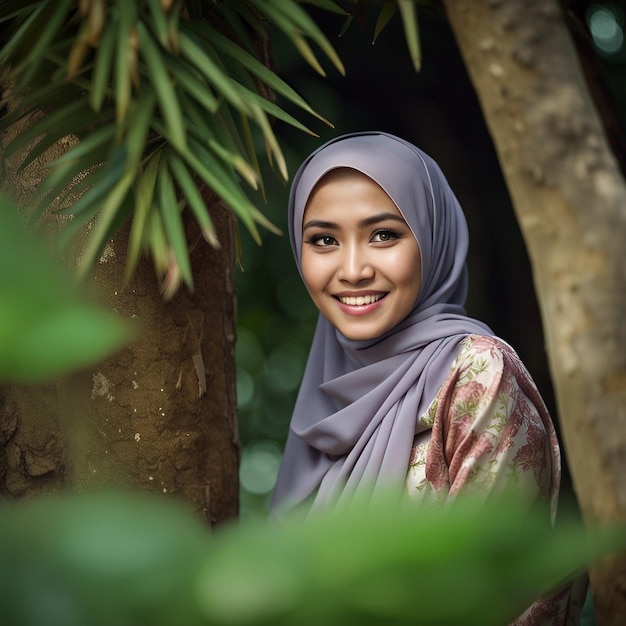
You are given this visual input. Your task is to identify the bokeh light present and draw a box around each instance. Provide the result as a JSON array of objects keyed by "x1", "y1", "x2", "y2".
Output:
[
  {"x1": 239, "y1": 440, "x2": 282, "y2": 496},
  {"x1": 588, "y1": 3, "x2": 625, "y2": 56},
  {"x1": 263, "y1": 343, "x2": 307, "y2": 394}
]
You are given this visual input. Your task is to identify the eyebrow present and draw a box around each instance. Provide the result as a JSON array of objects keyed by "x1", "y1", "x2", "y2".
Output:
[{"x1": 302, "y1": 212, "x2": 407, "y2": 232}]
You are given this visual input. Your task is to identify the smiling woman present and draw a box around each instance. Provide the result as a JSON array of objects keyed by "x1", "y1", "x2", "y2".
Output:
[
  {"x1": 270, "y1": 132, "x2": 586, "y2": 625},
  {"x1": 301, "y1": 168, "x2": 422, "y2": 341}
]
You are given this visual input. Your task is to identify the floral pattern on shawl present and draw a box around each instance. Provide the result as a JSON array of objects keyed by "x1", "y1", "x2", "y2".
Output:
[{"x1": 404, "y1": 335, "x2": 584, "y2": 626}]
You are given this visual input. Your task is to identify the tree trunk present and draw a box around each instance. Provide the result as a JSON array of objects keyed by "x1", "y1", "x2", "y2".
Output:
[
  {"x1": 0, "y1": 115, "x2": 239, "y2": 526},
  {"x1": 441, "y1": 0, "x2": 626, "y2": 622}
]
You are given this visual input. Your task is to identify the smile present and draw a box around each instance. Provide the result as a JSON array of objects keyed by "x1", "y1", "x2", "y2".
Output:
[{"x1": 337, "y1": 293, "x2": 386, "y2": 306}]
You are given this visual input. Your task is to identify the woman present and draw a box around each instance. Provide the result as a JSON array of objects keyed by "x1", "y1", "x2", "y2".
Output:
[{"x1": 270, "y1": 132, "x2": 583, "y2": 624}]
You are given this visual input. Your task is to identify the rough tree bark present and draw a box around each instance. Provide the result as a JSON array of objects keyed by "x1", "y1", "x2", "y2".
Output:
[
  {"x1": 0, "y1": 118, "x2": 239, "y2": 526},
  {"x1": 441, "y1": 0, "x2": 626, "y2": 622}
]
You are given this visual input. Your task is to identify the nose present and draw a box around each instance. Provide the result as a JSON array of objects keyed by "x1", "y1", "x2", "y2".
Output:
[{"x1": 337, "y1": 242, "x2": 374, "y2": 283}]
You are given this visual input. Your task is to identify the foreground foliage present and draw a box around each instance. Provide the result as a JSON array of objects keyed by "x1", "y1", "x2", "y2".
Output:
[
  {"x1": 0, "y1": 489, "x2": 621, "y2": 626},
  {"x1": 0, "y1": 195, "x2": 136, "y2": 384}
]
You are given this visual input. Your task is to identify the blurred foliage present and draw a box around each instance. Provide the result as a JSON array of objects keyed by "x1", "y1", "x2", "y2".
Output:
[
  {"x1": 0, "y1": 489, "x2": 622, "y2": 626},
  {"x1": 0, "y1": 194, "x2": 137, "y2": 384},
  {"x1": 0, "y1": 0, "x2": 426, "y2": 298}
]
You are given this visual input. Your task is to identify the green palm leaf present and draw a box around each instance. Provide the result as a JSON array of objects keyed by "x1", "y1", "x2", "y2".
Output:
[
  {"x1": 145, "y1": 0, "x2": 170, "y2": 49},
  {"x1": 77, "y1": 166, "x2": 135, "y2": 279},
  {"x1": 158, "y1": 157, "x2": 193, "y2": 291},
  {"x1": 162, "y1": 54, "x2": 219, "y2": 114},
  {"x1": 183, "y1": 20, "x2": 333, "y2": 127},
  {"x1": 137, "y1": 22, "x2": 187, "y2": 152},
  {"x1": 125, "y1": 151, "x2": 161, "y2": 283},
  {"x1": 252, "y1": 0, "x2": 345, "y2": 76},
  {"x1": 168, "y1": 152, "x2": 219, "y2": 248},
  {"x1": 90, "y1": 20, "x2": 116, "y2": 112},
  {"x1": 373, "y1": 1, "x2": 398, "y2": 44},
  {"x1": 0, "y1": 0, "x2": 378, "y2": 295},
  {"x1": 114, "y1": 1, "x2": 138, "y2": 124},
  {"x1": 178, "y1": 31, "x2": 249, "y2": 113},
  {"x1": 397, "y1": 0, "x2": 422, "y2": 71},
  {"x1": 29, "y1": 124, "x2": 116, "y2": 172},
  {"x1": 2, "y1": 98, "x2": 88, "y2": 159},
  {"x1": 1, "y1": 0, "x2": 73, "y2": 88}
]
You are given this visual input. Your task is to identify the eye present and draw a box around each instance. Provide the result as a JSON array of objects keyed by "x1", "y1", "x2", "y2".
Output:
[
  {"x1": 371, "y1": 229, "x2": 400, "y2": 243},
  {"x1": 306, "y1": 234, "x2": 338, "y2": 247}
]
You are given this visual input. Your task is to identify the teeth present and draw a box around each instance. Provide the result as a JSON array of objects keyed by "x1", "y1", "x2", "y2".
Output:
[{"x1": 339, "y1": 294, "x2": 384, "y2": 306}]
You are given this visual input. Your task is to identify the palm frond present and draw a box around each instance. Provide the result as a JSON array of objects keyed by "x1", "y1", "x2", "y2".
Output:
[
  {"x1": 0, "y1": 0, "x2": 407, "y2": 297},
  {"x1": 125, "y1": 151, "x2": 161, "y2": 283},
  {"x1": 397, "y1": 0, "x2": 422, "y2": 71}
]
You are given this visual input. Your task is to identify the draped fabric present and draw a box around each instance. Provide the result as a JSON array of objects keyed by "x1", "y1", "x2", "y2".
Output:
[{"x1": 270, "y1": 132, "x2": 493, "y2": 516}]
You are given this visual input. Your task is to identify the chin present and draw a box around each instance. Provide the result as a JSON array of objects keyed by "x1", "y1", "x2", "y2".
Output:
[{"x1": 337, "y1": 325, "x2": 386, "y2": 342}]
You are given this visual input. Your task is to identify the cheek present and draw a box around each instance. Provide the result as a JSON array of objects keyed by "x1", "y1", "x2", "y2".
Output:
[
  {"x1": 393, "y1": 247, "x2": 422, "y2": 296},
  {"x1": 300, "y1": 251, "x2": 323, "y2": 294}
]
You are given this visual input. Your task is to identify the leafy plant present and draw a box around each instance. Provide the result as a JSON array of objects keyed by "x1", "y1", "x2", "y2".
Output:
[
  {"x1": 0, "y1": 194, "x2": 136, "y2": 384},
  {"x1": 0, "y1": 0, "x2": 425, "y2": 298},
  {"x1": 0, "y1": 489, "x2": 621, "y2": 626}
]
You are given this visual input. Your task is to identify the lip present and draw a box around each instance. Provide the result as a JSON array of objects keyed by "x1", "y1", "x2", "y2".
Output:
[
  {"x1": 334, "y1": 291, "x2": 388, "y2": 317},
  {"x1": 334, "y1": 290, "x2": 386, "y2": 298}
]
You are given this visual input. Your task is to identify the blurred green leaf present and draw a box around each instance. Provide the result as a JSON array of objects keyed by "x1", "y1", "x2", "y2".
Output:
[
  {"x1": 0, "y1": 195, "x2": 137, "y2": 384},
  {"x1": 90, "y1": 20, "x2": 116, "y2": 112},
  {"x1": 2, "y1": 98, "x2": 89, "y2": 160},
  {"x1": 114, "y1": 0, "x2": 137, "y2": 123},
  {"x1": 198, "y1": 496, "x2": 613, "y2": 626},
  {"x1": 45, "y1": 125, "x2": 117, "y2": 169},
  {"x1": 303, "y1": 0, "x2": 349, "y2": 15},
  {"x1": 0, "y1": 490, "x2": 620, "y2": 626},
  {"x1": 2, "y1": 0, "x2": 73, "y2": 88},
  {"x1": 0, "y1": 491, "x2": 209, "y2": 626},
  {"x1": 373, "y1": 1, "x2": 398, "y2": 44},
  {"x1": 145, "y1": 0, "x2": 170, "y2": 49},
  {"x1": 397, "y1": 0, "x2": 422, "y2": 71}
]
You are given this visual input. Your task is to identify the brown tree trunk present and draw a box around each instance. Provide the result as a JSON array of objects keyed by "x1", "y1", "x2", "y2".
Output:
[
  {"x1": 0, "y1": 119, "x2": 239, "y2": 526},
  {"x1": 441, "y1": 0, "x2": 626, "y2": 622}
]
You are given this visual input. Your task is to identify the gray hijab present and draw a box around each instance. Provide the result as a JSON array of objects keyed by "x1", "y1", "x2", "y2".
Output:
[{"x1": 270, "y1": 132, "x2": 492, "y2": 516}]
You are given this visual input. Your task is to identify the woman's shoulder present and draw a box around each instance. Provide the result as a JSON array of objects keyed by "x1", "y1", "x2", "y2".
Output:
[
  {"x1": 453, "y1": 334, "x2": 527, "y2": 376},
  {"x1": 420, "y1": 334, "x2": 539, "y2": 428},
  {"x1": 447, "y1": 333, "x2": 541, "y2": 406},
  {"x1": 458, "y1": 333, "x2": 517, "y2": 358}
]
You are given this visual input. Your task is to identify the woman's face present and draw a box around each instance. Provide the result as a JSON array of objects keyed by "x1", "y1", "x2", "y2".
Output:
[{"x1": 301, "y1": 169, "x2": 422, "y2": 341}]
